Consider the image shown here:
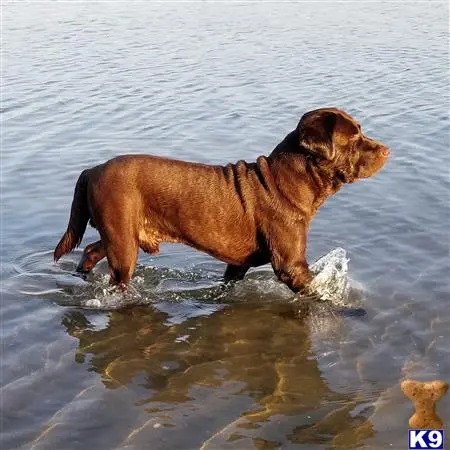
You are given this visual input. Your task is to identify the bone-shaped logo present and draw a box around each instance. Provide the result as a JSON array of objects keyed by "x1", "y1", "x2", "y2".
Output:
[{"x1": 401, "y1": 379, "x2": 448, "y2": 429}]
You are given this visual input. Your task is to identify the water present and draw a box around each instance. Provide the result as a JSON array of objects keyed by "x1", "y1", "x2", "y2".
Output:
[{"x1": 2, "y1": 2, "x2": 449, "y2": 449}]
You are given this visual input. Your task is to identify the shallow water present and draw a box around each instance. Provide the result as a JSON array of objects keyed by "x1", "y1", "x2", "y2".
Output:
[{"x1": 2, "y1": 2, "x2": 450, "y2": 449}]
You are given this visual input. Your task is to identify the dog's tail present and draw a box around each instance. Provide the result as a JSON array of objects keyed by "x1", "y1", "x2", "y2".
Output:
[{"x1": 54, "y1": 169, "x2": 91, "y2": 262}]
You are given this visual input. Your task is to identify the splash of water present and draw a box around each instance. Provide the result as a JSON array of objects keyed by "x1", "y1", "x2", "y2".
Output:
[
  {"x1": 309, "y1": 247, "x2": 351, "y2": 304},
  {"x1": 54, "y1": 248, "x2": 358, "y2": 310}
]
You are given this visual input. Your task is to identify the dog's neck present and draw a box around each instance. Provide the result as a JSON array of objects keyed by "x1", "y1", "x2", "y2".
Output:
[
  {"x1": 270, "y1": 129, "x2": 299, "y2": 156},
  {"x1": 266, "y1": 130, "x2": 346, "y2": 218}
]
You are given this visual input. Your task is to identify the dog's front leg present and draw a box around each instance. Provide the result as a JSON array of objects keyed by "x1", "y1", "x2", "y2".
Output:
[
  {"x1": 272, "y1": 261, "x2": 314, "y2": 296},
  {"x1": 269, "y1": 225, "x2": 318, "y2": 298}
]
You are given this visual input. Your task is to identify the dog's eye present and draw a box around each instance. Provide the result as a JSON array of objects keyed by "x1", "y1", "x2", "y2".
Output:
[{"x1": 352, "y1": 136, "x2": 362, "y2": 151}]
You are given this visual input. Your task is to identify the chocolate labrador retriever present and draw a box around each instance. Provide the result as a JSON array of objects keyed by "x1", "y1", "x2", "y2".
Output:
[{"x1": 54, "y1": 107, "x2": 389, "y2": 294}]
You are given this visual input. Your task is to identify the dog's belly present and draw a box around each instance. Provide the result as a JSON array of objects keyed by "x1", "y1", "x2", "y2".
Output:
[
  {"x1": 138, "y1": 226, "x2": 181, "y2": 254},
  {"x1": 138, "y1": 221, "x2": 257, "y2": 266}
]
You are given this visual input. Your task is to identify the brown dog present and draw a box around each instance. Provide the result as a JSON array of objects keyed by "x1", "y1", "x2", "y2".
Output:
[{"x1": 54, "y1": 108, "x2": 389, "y2": 294}]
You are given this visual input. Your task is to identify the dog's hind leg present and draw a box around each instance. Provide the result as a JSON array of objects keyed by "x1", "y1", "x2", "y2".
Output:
[
  {"x1": 102, "y1": 232, "x2": 139, "y2": 288},
  {"x1": 76, "y1": 240, "x2": 106, "y2": 273}
]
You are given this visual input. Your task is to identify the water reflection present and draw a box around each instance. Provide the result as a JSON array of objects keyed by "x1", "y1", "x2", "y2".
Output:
[{"x1": 62, "y1": 302, "x2": 375, "y2": 448}]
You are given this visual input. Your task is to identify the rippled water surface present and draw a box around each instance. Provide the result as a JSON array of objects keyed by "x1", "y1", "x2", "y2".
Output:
[{"x1": 2, "y1": 2, "x2": 449, "y2": 449}]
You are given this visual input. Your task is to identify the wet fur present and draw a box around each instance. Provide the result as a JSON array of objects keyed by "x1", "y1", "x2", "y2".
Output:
[{"x1": 55, "y1": 108, "x2": 389, "y2": 293}]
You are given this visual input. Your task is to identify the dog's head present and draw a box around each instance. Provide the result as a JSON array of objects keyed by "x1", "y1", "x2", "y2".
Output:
[{"x1": 296, "y1": 107, "x2": 390, "y2": 182}]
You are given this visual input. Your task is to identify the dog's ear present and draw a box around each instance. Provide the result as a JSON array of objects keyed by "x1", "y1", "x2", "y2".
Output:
[{"x1": 298, "y1": 110, "x2": 337, "y2": 160}]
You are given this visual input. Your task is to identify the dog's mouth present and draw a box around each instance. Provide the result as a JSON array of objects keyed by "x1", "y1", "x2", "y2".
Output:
[
  {"x1": 377, "y1": 146, "x2": 391, "y2": 170},
  {"x1": 379, "y1": 146, "x2": 390, "y2": 160},
  {"x1": 358, "y1": 146, "x2": 390, "y2": 179}
]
